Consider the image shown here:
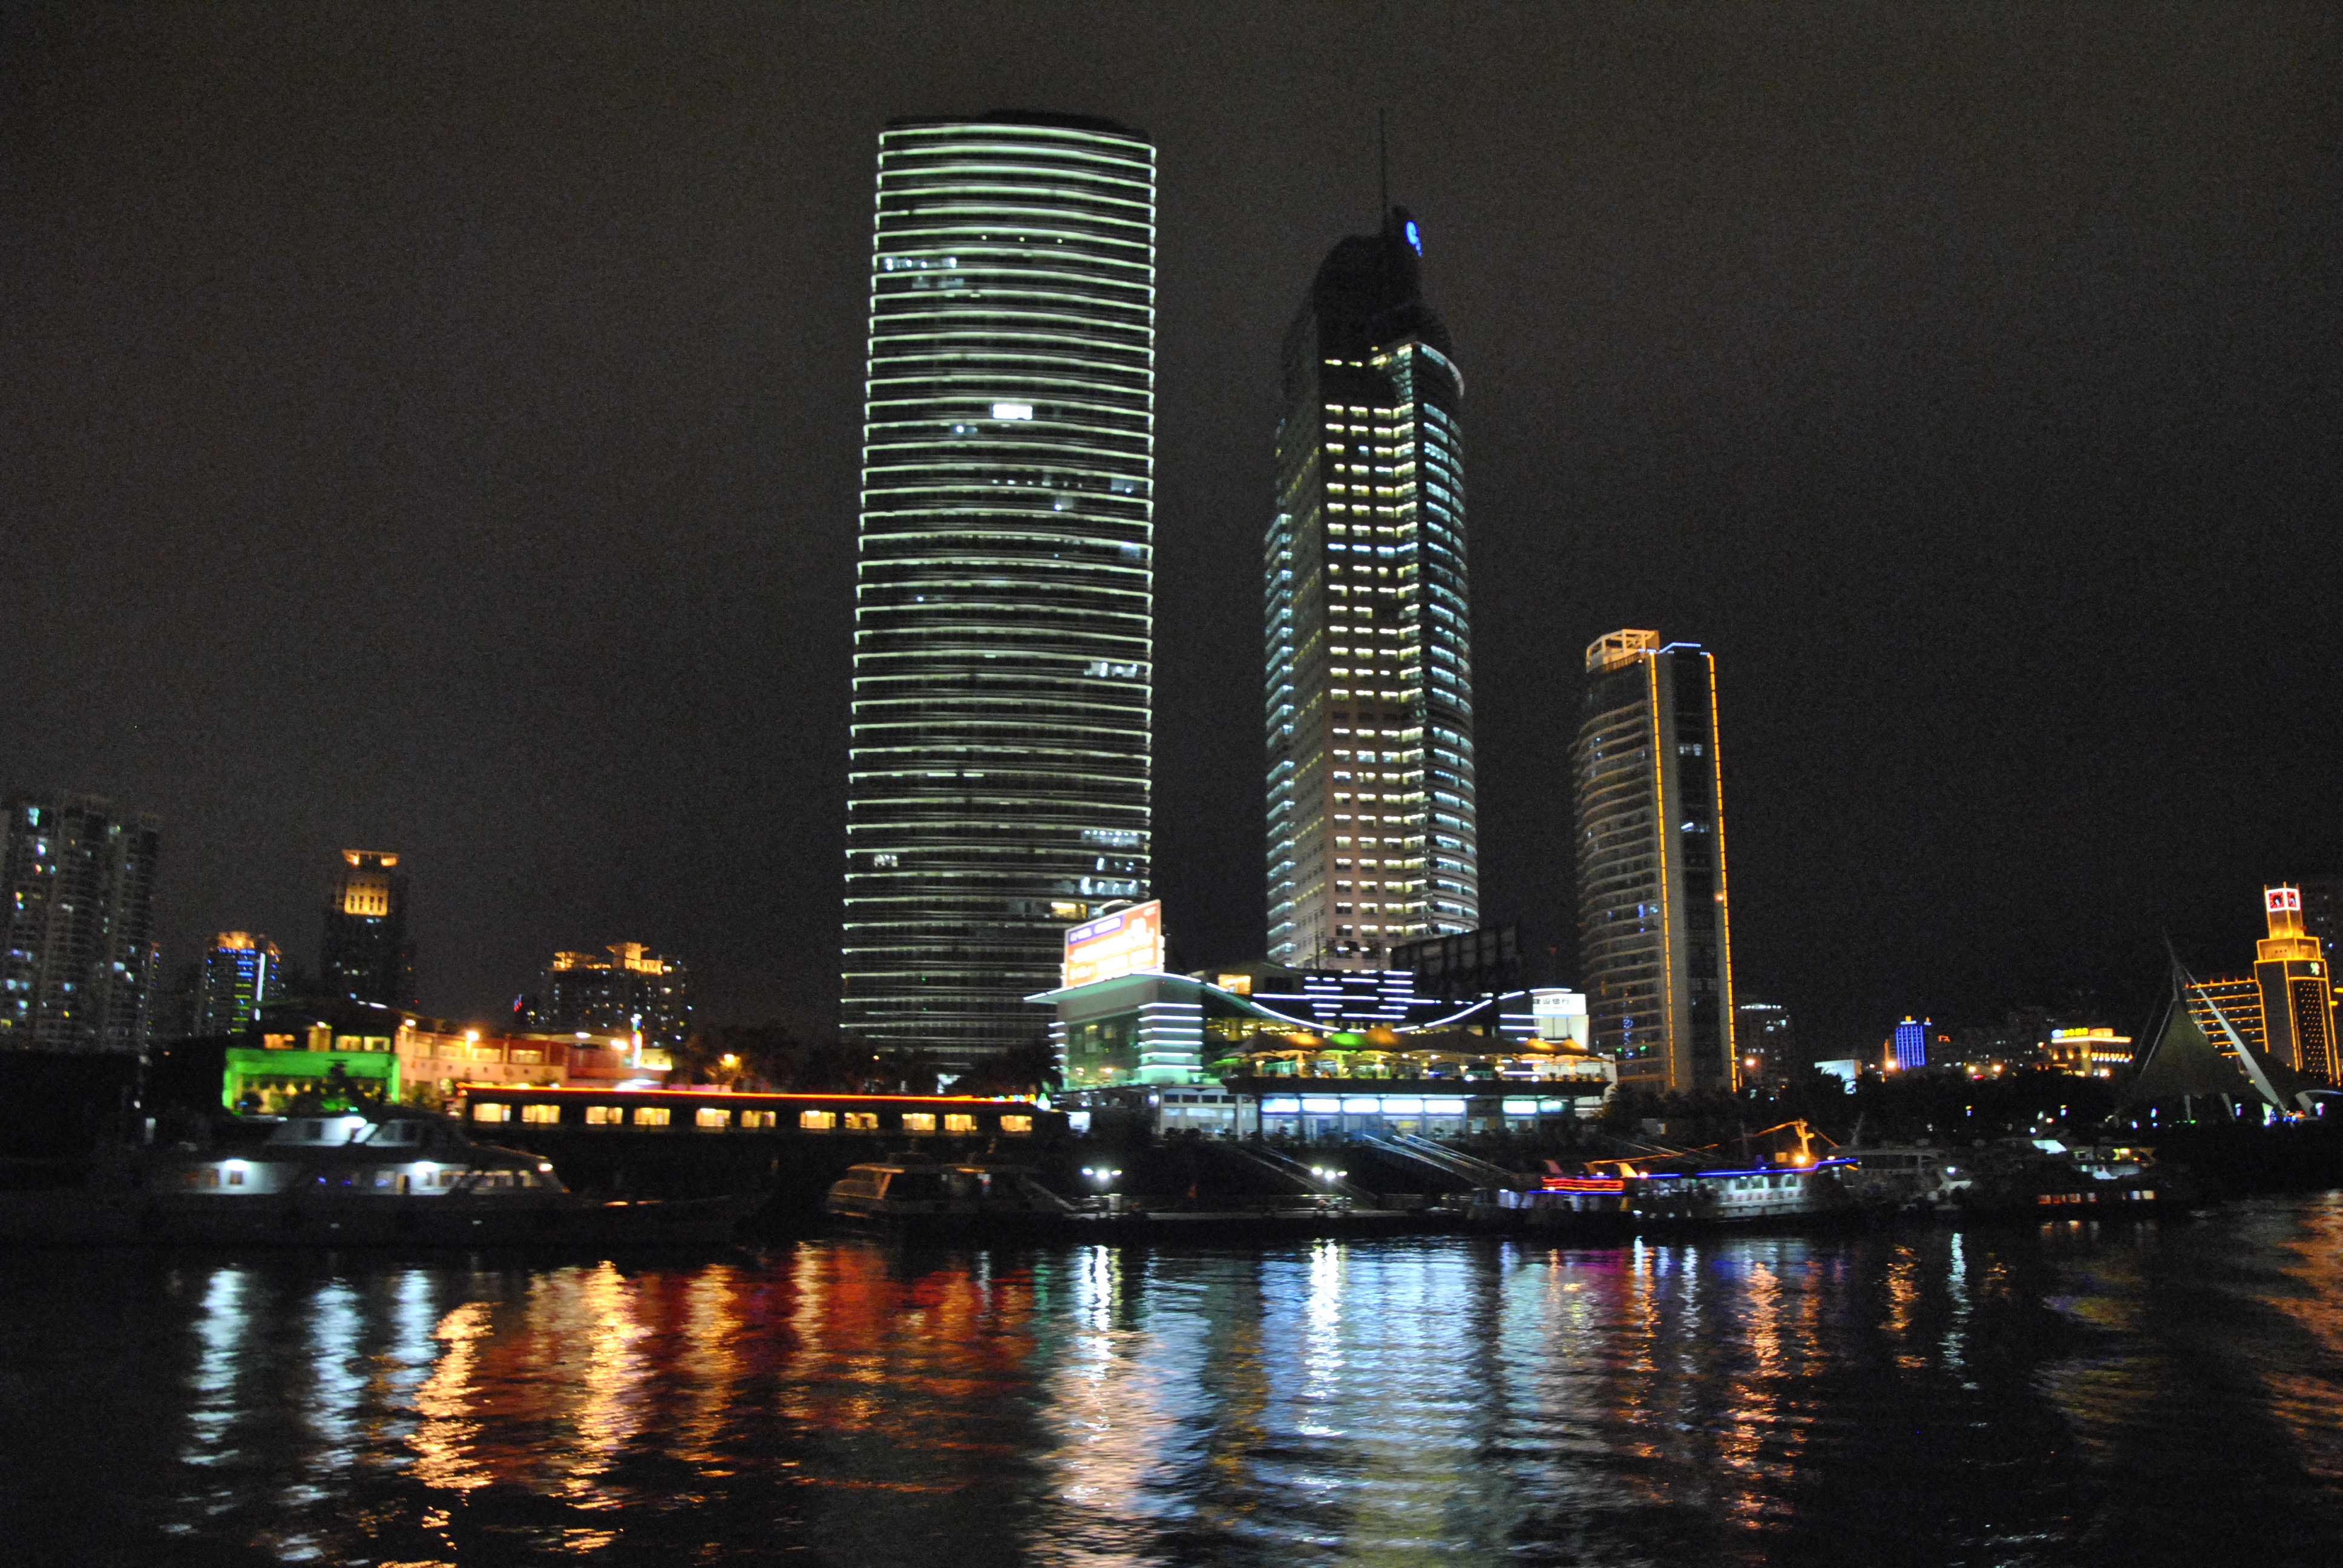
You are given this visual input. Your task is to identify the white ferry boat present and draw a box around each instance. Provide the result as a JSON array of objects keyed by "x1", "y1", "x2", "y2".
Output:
[{"x1": 0, "y1": 1109, "x2": 753, "y2": 1247}]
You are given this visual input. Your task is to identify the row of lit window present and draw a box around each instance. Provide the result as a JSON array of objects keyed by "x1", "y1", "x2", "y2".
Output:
[{"x1": 473, "y1": 1102, "x2": 1032, "y2": 1135}]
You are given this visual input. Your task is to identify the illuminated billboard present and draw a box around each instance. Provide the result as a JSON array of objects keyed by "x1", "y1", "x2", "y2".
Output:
[{"x1": 1062, "y1": 901, "x2": 1164, "y2": 988}]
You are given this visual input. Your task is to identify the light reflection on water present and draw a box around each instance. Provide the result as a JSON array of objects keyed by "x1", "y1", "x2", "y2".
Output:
[{"x1": 4, "y1": 1203, "x2": 2342, "y2": 1566}]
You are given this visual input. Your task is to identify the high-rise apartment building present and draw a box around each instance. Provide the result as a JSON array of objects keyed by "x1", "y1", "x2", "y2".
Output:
[
  {"x1": 321, "y1": 851, "x2": 413, "y2": 1008},
  {"x1": 195, "y1": 931, "x2": 281, "y2": 1036},
  {"x1": 521, "y1": 943, "x2": 692, "y2": 1051},
  {"x1": 1735, "y1": 999, "x2": 1795, "y2": 1086},
  {"x1": 0, "y1": 791, "x2": 162, "y2": 1052},
  {"x1": 1572, "y1": 630, "x2": 1735, "y2": 1095},
  {"x1": 841, "y1": 115, "x2": 1155, "y2": 1071},
  {"x1": 1264, "y1": 207, "x2": 1478, "y2": 969}
]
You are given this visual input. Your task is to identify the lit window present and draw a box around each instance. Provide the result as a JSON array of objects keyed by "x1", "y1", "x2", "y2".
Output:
[
  {"x1": 585, "y1": 1105, "x2": 620, "y2": 1126},
  {"x1": 741, "y1": 1110, "x2": 778, "y2": 1129},
  {"x1": 999, "y1": 1115, "x2": 1034, "y2": 1136},
  {"x1": 634, "y1": 1106, "x2": 671, "y2": 1128},
  {"x1": 472, "y1": 1102, "x2": 510, "y2": 1123},
  {"x1": 799, "y1": 1109, "x2": 837, "y2": 1131},
  {"x1": 991, "y1": 402, "x2": 1034, "y2": 420},
  {"x1": 844, "y1": 1112, "x2": 879, "y2": 1132},
  {"x1": 521, "y1": 1103, "x2": 560, "y2": 1125},
  {"x1": 943, "y1": 1113, "x2": 978, "y2": 1134},
  {"x1": 902, "y1": 1113, "x2": 937, "y2": 1134},
  {"x1": 696, "y1": 1108, "x2": 732, "y2": 1130}
]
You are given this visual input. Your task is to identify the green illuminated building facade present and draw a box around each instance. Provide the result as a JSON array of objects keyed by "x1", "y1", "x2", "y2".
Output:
[
  {"x1": 1265, "y1": 207, "x2": 1478, "y2": 969},
  {"x1": 842, "y1": 115, "x2": 1156, "y2": 1071}
]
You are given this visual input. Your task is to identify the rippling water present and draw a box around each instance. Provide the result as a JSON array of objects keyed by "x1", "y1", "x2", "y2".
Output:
[{"x1": 5, "y1": 1198, "x2": 2341, "y2": 1566}]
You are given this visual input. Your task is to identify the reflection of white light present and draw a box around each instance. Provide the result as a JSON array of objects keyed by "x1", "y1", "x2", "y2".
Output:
[{"x1": 991, "y1": 402, "x2": 1034, "y2": 420}]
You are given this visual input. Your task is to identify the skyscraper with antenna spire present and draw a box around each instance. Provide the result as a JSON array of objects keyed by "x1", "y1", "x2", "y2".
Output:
[{"x1": 1263, "y1": 205, "x2": 1479, "y2": 968}]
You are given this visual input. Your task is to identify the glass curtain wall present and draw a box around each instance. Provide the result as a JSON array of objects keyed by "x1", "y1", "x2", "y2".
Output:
[
  {"x1": 1265, "y1": 210, "x2": 1478, "y2": 970},
  {"x1": 842, "y1": 116, "x2": 1156, "y2": 1071}
]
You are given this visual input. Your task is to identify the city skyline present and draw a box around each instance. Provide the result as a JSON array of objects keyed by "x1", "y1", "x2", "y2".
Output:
[{"x1": 5, "y1": 7, "x2": 2338, "y2": 1053}]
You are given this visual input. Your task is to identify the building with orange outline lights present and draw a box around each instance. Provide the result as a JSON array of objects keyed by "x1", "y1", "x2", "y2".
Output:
[
  {"x1": 1571, "y1": 630, "x2": 1735, "y2": 1095},
  {"x1": 2252, "y1": 884, "x2": 2339, "y2": 1085}
]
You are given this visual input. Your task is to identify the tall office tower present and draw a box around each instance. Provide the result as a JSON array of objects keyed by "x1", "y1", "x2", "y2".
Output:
[
  {"x1": 195, "y1": 932, "x2": 281, "y2": 1036},
  {"x1": 1264, "y1": 207, "x2": 1478, "y2": 969},
  {"x1": 321, "y1": 851, "x2": 414, "y2": 1008},
  {"x1": 841, "y1": 115, "x2": 1155, "y2": 1073},
  {"x1": 2253, "y1": 885, "x2": 2339, "y2": 1083},
  {"x1": 1889, "y1": 1016, "x2": 1931, "y2": 1071},
  {"x1": 522, "y1": 943, "x2": 693, "y2": 1052},
  {"x1": 1572, "y1": 630, "x2": 1735, "y2": 1095},
  {"x1": 0, "y1": 791, "x2": 162, "y2": 1052}
]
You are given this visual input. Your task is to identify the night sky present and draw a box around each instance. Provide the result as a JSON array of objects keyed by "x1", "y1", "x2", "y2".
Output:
[{"x1": 6, "y1": 4, "x2": 2338, "y2": 1056}]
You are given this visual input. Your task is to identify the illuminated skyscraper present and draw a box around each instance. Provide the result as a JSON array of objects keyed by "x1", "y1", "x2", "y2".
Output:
[
  {"x1": 1264, "y1": 206, "x2": 1477, "y2": 969},
  {"x1": 1889, "y1": 1016, "x2": 1930, "y2": 1071},
  {"x1": 842, "y1": 116, "x2": 1155, "y2": 1070},
  {"x1": 321, "y1": 851, "x2": 413, "y2": 1008},
  {"x1": 195, "y1": 932, "x2": 281, "y2": 1036},
  {"x1": 2252, "y1": 884, "x2": 2338, "y2": 1084},
  {"x1": 1572, "y1": 630, "x2": 1735, "y2": 1095},
  {"x1": 0, "y1": 791, "x2": 161, "y2": 1052},
  {"x1": 522, "y1": 943, "x2": 692, "y2": 1052}
]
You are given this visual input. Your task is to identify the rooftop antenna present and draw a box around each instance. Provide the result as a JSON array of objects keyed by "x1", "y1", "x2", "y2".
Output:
[{"x1": 1377, "y1": 108, "x2": 1389, "y2": 225}]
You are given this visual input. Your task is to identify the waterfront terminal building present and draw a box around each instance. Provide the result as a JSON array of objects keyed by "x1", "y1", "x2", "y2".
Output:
[{"x1": 1031, "y1": 964, "x2": 1610, "y2": 1138}]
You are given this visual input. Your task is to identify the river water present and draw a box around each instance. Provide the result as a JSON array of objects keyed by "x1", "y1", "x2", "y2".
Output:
[{"x1": 5, "y1": 1198, "x2": 2341, "y2": 1567}]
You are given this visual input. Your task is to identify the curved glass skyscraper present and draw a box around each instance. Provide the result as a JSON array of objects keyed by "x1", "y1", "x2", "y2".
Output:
[
  {"x1": 1265, "y1": 207, "x2": 1478, "y2": 969},
  {"x1": 842, "y1": 116, "x2": 1155, "y2": 1070}
]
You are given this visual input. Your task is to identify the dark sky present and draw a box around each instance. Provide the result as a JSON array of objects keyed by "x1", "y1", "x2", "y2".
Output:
[{"x1": 5, "y1": 3, "x2": 2339, "y2": 1056}]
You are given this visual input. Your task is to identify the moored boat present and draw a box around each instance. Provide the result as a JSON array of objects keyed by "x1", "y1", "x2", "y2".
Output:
[
  {"x1": 1484, "y1": 1158, "x2": 1867, "y2": 1233},
  {"x1": 822, "y1": 1161, "x2": 1076, "y2": 1234},
  {"x1": 0, "y1": 1109, "x2": 755, "y2": 1247}
]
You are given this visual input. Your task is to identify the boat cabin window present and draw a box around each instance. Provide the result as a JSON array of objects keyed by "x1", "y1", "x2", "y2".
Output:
[
  {"x1": 902, "y1": 1113, "x2": 937, "y2": 1135},
  {"x1": 886, "y1": 1171, "x2": 947, "y2": 1200},
  {"x1": 843, "y1": 1112, "x2": 879, "y2": 1131},
  {"x1": 741, "y1": 1111, "x2": 778, "y2": 1129},
  {"x1": 585, "y1": 1106, "x2": 621, "y2": 1125},
  {"x1": 943, "y1": 1113, "x2": 978, "y2": 1135},
  {"x1": 801, "y1": 1111, "x2": 837, "y2": 1131},
  {"x1": 634, "y1": 1106, "x2": 671, "y2": 1128},
  {"x1": 696, "y1": 1108, "x2": 732, "y2": 1130},
  {"x1": 521, "y1": 1104, "x2": 561, "y2": 1125},
  {"x1": 473, "y1": 1103, "x2": 511, "y2": 1123},
  {"x1": 999, "y1": 1115, "x2": 1033, "y2": 1136},
  {"x1": 363, "y1": 1121, "x2": 422, "y2": 1146}
]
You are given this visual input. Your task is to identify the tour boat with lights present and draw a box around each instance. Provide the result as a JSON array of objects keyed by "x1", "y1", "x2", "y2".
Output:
[
  {"x1": 0, "y1": 1109, "x2": 756, "y2": 1247},
  {"x1": 1485, "y1": 1157, "x2": 1870, "y2": 1233}
]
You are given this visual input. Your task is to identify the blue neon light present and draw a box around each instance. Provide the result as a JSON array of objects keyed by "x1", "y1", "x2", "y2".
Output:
[{"x1": 1403, "y1": 218, "x2": 1422, "y2": 254}]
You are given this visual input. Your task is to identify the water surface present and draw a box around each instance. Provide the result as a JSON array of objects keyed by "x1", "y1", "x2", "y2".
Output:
[{"x1": 5, "y1": 1198, "x2": 2341, "y2": 1566}]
